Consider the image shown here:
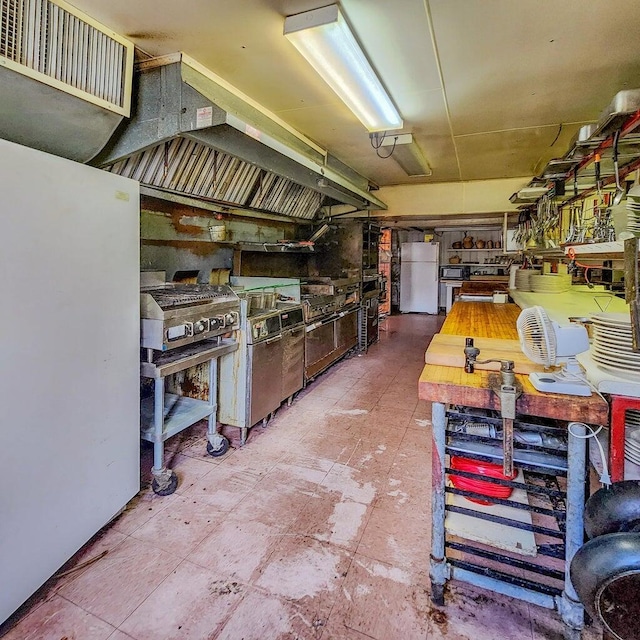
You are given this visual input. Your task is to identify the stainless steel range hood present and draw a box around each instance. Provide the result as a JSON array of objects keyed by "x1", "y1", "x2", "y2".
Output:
[{"x1": 94, "y1": 53, "x2": 386, "y2": 219}]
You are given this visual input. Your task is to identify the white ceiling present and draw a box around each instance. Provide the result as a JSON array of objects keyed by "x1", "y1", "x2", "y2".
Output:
[{"x1": 69, "y1": 0, "x2": 640, "y2": 189}]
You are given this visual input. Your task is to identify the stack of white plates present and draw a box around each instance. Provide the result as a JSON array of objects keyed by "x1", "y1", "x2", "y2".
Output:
[
  {"x1": 529, "y1": 274, "x2": 572, "y2": 293},
  {"x1": 591, "y1": 312, "x2": 640, "y2": 379},
  {"x1": 627, "y1": 190, "x2": 640, "y2": 235},
  {"x1": 514, "y1": 269, "x2": 534, "y2": 291},
  {"x1": 625, "y1": 419, "x2": 640, "y2": 465}
]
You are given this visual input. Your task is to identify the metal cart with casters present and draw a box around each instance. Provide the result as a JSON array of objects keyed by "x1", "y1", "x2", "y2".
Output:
[
  {"x1": 139, "y1": 277, "x2": 241, "y2": 495},
  {"x1": 141, "y1": 338, "x2": 237, "y2": 495}
]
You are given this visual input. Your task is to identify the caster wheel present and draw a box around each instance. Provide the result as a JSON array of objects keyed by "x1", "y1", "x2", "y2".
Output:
[
  {"x1": 207, "y1": 437, "x2": 230, "y2": 458},
  {"x1": 152, "y1": 471, "x2": 178, "y2": 496}
]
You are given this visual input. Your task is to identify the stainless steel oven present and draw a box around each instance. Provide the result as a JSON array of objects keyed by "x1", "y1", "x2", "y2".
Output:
[
  {"x1": 279, "y1": 304, "x2": 305, "y2": 403},
  {"x1": 219, "y1": 303, "x2": 284, "y2": 444}
]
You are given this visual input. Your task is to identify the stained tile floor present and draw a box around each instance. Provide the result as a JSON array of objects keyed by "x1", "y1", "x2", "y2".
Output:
[{"x1": 1, "y1": 314, "x2": 602, "y2": 640}]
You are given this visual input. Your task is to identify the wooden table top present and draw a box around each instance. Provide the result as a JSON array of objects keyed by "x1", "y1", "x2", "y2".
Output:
[
  {"x1": 419, "y1": 301, "x2": 609, "y2": 425},
  {"x1": 440, "y1": 301, "x2": 520, "y2": 340}
]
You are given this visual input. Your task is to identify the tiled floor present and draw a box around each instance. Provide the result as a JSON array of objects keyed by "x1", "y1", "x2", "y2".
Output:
[{"x1": 1, "y1": 314, "x2": 602, "y2": 640}]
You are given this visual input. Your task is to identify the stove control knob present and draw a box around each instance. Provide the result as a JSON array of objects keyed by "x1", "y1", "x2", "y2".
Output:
[
  {"x1": 224, "y1": 313, "x2": 236, "y2": 327},
  {"x1": 209, "y1": 316, "x2": 223, "y2": 330},
  {"x1": 193, "y1": 320, "x2": 207, "y2": 335}
]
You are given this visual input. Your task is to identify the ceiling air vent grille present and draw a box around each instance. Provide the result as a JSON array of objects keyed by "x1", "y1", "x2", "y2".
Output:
[
  {"x1": 106, "y1": 138, "x2": 323, "y2": 220},
  {"x1": 0, "y1": 0, "x2": 133, "y2": 115}
]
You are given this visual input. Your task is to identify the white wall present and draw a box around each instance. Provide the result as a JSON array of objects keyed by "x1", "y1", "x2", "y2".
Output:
[{"x1": 336, "y1": 177, "x2": 530, "y2": 222}]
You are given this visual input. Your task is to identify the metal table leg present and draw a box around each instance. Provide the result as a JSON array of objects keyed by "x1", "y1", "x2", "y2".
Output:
[
  {"x1": 152, "y1": 377, "x2": 165, "y2": 474},
  {"x1": 430, "y1": 401, "x2": 448, "y2": 605},
  {"x1": 206, "y1": 356, "x2": 229, "y2": 457},
  {"x1": 151, "y1": 376, "x2": 178, "y2": 495},
  {"x1": 556, "y1": 421, "x2": 587, "y2": 630}
]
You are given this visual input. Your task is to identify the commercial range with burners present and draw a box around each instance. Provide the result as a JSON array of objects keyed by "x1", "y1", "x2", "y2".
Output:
[
  {"x1": 139, "y1": 272, "x2": 239, "y2": 494},
  {"x1": 141, "y1": 282, "x2": 240, "y2": 351},
  {"x1": 301, "y1": 276, "x2": 361, "y2": 380},
  {"x1": 218, "y1": 300, "x2": 306, "y2": 443}
]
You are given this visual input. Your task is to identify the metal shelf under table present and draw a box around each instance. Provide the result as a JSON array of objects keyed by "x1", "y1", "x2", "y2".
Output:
[
  {"x1": 140, "y1": 338, "x2": 238, "y2": 494},
  {"x1": 140, "y1": 393, "x2": 213, "y2": 442}
]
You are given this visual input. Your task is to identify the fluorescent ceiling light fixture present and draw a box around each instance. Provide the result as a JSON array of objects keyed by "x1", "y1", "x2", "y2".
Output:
[
  {"x1": 284, "y1": 4, "x2": 402, "y2": 133},
  {"x1": 379, "y1": 133, "x2": 432, "y2": 177}
]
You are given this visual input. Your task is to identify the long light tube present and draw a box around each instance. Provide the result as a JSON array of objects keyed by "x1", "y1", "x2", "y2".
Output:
[
  {"x1": 379, "y1": 133, "x2": 432, "y2": 177},
  {"x1": 284, "y1": 4, "x2": 403, "y2": 133}
]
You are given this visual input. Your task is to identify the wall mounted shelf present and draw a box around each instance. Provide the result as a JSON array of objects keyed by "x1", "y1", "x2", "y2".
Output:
[{"x1": 445, "y1": 249, "x2": 504, "y2": 253}]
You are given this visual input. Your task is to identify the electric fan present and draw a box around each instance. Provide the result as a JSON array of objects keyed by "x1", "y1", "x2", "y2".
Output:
[{"x1": 517, "y1": 305, "x2": 592, "y2": 396}]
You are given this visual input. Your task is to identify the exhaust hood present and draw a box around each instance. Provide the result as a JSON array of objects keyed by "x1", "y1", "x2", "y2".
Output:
[{"x1": 95, "y1": 53, "x2": 386, "y2": 219}]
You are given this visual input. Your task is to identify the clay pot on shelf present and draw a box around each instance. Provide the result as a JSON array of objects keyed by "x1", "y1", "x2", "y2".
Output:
[
  {"x1": 462, "y1": 235, "x2": 474, "y2": 249},
  {"x1": 449, "y1": 255, "x2": 462, "y2": 264},
  {"x1": 452, "y1": 241, "x2": 462, "y2": 249},
  {"x1": 486, "y1": 240, "x2": 494, "y2": 249},
  {"x1": 495, "y1": 240, "x2": 501, "y2": 249},
  {"x1": 475, "y1": 239, "x2": 486, "y2": 249}
]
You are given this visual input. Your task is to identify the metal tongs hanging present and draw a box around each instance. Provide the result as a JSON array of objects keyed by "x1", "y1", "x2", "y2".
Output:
[
  {"x1": 594, "y1": 152, "x2": 602, "y2": 198},
  {"x1": 625, "y1": 237, "x2": 640, "y2": 351},
  {"x1": 612, "y1": 130, "x2": 625, "y2": 206}
]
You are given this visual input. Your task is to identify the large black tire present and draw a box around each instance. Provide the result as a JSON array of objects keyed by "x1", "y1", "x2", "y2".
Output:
[
  {"x1": 207, "y1": 437, "x2": 230, "y2": 458},
  {"x1": 570, "y1": 532, "x2": 640, "y2": 640},
  {"x1": 584, "y1": 481, "x2": 640, "y2": 539}
]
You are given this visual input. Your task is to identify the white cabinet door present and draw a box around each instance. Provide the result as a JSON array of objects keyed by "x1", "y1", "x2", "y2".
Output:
[
  {"x1": 0, "y1": 140, "x2": 140, "y2": 623},
  {"x1": 400, "y1": 263, "x2": 439, "y2": 313},
  {"x1": 401, "y1": 242, "x2": 438, "y2": 262}
]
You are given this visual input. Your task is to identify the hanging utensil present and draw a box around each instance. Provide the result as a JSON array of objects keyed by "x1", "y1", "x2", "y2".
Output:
[
  {"x1": 613, "y1": 130, "x2": 625, "y2": 206},
  {"x1": 565, "y1": 204, "x2": 576, "y2": 243},
  {"x1": 594, "y1": 152, "x2": 602, "y2": 196}
]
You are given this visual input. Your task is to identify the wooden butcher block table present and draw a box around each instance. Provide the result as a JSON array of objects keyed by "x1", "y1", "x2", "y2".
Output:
[
  {"x1": 458, "y1": 280, "x2": 510, "y2": 298},
  {"x1": 419, "y1": 301, "x2": 608, "y2": 631}
]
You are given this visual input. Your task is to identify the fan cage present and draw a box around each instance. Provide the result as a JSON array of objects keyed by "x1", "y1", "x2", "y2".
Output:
[{"x1": 517, "y1": 306, "x2": 556, "y2": 366}]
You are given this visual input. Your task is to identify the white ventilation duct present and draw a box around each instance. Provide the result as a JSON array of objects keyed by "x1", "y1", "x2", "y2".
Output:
[{"x1": 0, "y1": 0, "x2": 134, "y2": 161}]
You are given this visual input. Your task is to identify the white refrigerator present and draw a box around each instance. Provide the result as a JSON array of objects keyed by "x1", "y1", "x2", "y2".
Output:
[
  {"x1": 400, "y1": 242, "x2": 439, "y2": 313},
  {"x1": 0, "y1": 140, "x2": 140, "y2": 623}
]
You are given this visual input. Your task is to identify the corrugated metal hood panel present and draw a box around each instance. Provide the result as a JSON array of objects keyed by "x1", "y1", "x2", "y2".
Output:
[
  {"x1": 107, "y1": 138, "x2": 321, "y2": 219},
  {"x1": 95, "y1": 54, "x2": 386, "y2": 218}
]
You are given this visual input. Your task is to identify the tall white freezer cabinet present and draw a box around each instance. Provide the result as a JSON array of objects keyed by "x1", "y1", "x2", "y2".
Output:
[
  {"x1": 0, "y1": 140, "x2": 140, "y2": 623},
  {"x1": 400, "y1": 242, "x2": 439, "y2": 313}
]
